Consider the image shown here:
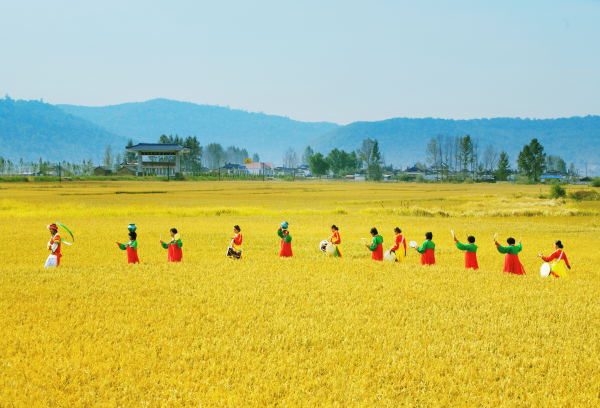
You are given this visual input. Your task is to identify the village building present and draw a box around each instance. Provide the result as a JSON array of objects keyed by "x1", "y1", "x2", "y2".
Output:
[
  {"x1": 244, "y1": 162, "x2": 274, "y2": 177},
  {"x1": 94, "y1": 166, "x2": 112, "y2": 176},
  {"x1": 125, "y1": 143, "x2": 190, "y2": 176}
]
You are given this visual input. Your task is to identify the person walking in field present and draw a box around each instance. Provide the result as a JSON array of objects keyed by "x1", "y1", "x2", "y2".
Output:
[
  {"x1": 389, "y1": 227, "x2": 406, "y2": 262},
  {"x1": 366, "y1": 227, "x2": 384, "y2": 261},
  {"x1": 328, "y1": 225, "x2": 343, "y2": 257},
  {"x1": 117, "y1": 231, "x2": 140, "y2": 264},
  {"x1": 278, "y1": 222, "x2": 293, "y2": 257},
  {"x1": 415, "y1": 232, "x2": 435, "y2": 265},
  {"x1": 538, "y1": 240, "x2": 571, "y2": 278},
  {"x1": 494, "y1": 236, "x2": 525, "y2": 275},
  {"x1": 160, "y1": 228, "x2": 183, "y2": 262},
  {"x1": 45, "y1": 223, "x2": 62, "y2": 268},
  {"x1": 227, "y1": 225, "x2": 243, "y2": 259},
  {"x1": 455, "y1": 235, "x2": 478, "y2": 269}
]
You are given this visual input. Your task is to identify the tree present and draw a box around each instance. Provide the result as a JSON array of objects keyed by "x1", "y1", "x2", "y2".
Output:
[
  {"x1": 326, "y1": 148, "x2": 344, "y2": 178},
  {"x1": 114, "y1": 153, "x2": 122, "y2": 172},
  {"x1": 496, "y1": 151, "x2": 510, "y2": 181},
  {"x1": 356, "y1": 138, "x2": 374, "y2": 175},
  {"x1": 205, "y1": 143, "x2": 224, "y2": 170},
  {"x1": 301, "y1": 146, "x2": 314, "y2": 166},
  {"x1": 283, "y1": 147, "x2": 299, "y2": 169},
  {"x1": 517, "y1": 138, "x2": 546, "y2": 182},
  {"x1": 483, "y1": 145, "x2": 498, "y2": 174},
  {"x1": 426, "y1": 138, "x2": 439, "y2": 180},
  {"x1": 182, "y1": 136, "x2": 202, "y2": 174},
  {"x1": 368, "y1": 140, "x2": 383, "y2": 181},
  {"x1": 556, "y1": 158, "x2": 567, "y2": 173},
  {"x1": 125, "y1": 139, "x2": 136, "y2": 162},
  {"x1": 252, "y1": 153, "x2": 260, "y2": 163},
  {"x1": 444, "y1": 135, "x2": 453, "y2": 179},
  {"x1": 104, "y1": 145, "x2": 113, "y2": 168},
  {"x1": 309, "y1": 153, "x2": 330, "y2": 177},
  {"x1": 460, "y1": 135, "x2": 472, "y2": 175}
]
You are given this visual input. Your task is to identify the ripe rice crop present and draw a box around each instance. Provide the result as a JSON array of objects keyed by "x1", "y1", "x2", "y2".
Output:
[{"x1": 1, "y1": 181, "x2": 600, "y2": 406}]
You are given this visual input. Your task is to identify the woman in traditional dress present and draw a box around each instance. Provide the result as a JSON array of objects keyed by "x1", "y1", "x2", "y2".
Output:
[
  {"x1": 278, "y1": 222, "x2": 293, "y2": 257},
  {"x1": 160, "y1": 228, "x2": 183, "y2": 262},
  {"x1": 415, "y1": 231, "x2": 435, "y2": 265},
  {"x1": 328, "y1": 225, "x2": 343, "y2": 258},
  {"x1": 389, "y1": 227, "x2": 406, "y2": 262},
  {"x1": 455, "y1": 235, "x2": 478, "y2": 269},
  {"x1": 494, "y1": 236, "x2": 525, "y2": 275},
  {"x1": 228, "y1": 225, "x2": 243, "y2": 259},
  {"x1": 45, "y1": 223, "x2": 62, "y2": 268},
  {"x1": 366, "y1": 227, "x2": 383, "y2": 261},
  {"x1": 117, "y1": 231, "x2": 140, "y2": 264},
  {"x1": 539, "y1": 240, "x2": 571, "y2": 278}
]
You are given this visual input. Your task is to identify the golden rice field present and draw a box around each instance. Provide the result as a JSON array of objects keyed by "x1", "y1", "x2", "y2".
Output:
[{"x1": 1, "y1": 180, "x2": 600, "y2": 406}]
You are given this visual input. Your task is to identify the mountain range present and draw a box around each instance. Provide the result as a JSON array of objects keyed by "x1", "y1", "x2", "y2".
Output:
[{"x1": 1, "y1": 97, "x2": 599, "y2": 168}]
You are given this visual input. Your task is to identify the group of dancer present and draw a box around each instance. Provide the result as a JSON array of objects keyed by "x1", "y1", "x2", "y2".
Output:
[{"x1": 44, "y1": 221, "x2": 572, "y2": 278}]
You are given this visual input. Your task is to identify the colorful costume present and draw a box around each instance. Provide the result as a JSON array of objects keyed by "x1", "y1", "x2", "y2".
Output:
[
  {"x1": 455, "y1": 240, "x2": 478, "y2": 269},
  {"x1": 369, "y1": 235, "x2": 384, "y2": 261},
  {"x1": 329, "y1": 231, "x2": 343, "y2": 258},
  {"x1": 390, "y1": 234, "x2": 407, "y2": 262},
  {"x1": 45, "y1": 233, "x2": 62, "y2": 267},
  {"x1": 542, "y1": 250, "x2": 570, "y2": 279},
  {"x1": 417, "y1": 240, "x2": 435, "y2": 265},
  {"x1": 228, "y1": 233, "x2": 243, "y2": 259},
  {"x1": 118, "y1": 240, "x2": 140, "y2": 264},
  {"x1": 278, "y1": 228, "x2": 293, "y2": 257},
  {"x1": 161, "y1": 237, "x2": 183, "y2": 262},
  {"x1": 496, "y1": 243, "x2": 525, "y2": 275}
]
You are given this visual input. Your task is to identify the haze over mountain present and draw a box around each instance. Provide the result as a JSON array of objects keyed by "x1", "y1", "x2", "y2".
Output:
[
  {"x1": 58, "y1": 99, "x2": 340, "y2": 162},
  {"x1": 309, "y1": 116, "x2": 600, "y2": 170},
  {"x1": 0, "y1": 98, "x2": 127, "y2": 163}
]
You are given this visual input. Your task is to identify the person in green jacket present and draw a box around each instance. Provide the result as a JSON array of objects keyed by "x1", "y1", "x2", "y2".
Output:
[
  {"x1": 455, "y1": 235, "x2": 478, "y2": 269},
  {"x1": 160, "y1": 228, "x2": 183, "y2": 262},
  {"x1": 495, "y1": 236, "x2": 526, "y2": 275},
  {"x1": 415, "y1": 231, "x2": 435, "y2": 265},
  {"x1": 366, "y1": 227, "x2": 384, "y2": 261}
]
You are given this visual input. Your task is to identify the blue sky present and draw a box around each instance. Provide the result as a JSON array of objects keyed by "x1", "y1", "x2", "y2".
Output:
[{"x1": 1, "y1": 0, "x2": 598, "y2": 124}]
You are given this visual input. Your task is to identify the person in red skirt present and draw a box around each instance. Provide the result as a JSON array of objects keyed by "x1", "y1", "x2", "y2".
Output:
[
  {"x1": 117, "y1": 231, "x2": 140, "y2": 264},
  {"x1": 366, "y1": 227, "x2": 384, "y2": 261},
  {"x1": 415, "y1": 232, "x2": 435, "y2": 265},
  {"x1": 160, "y1": 228, "x2": 183, "y2": 262},
  {"x1": 494, "y1": 236, "x2": 525, "y2": 275},
  {"x1": 44, "y1": 223, "x2": 62, "y2": 268},
  {"x1": 278, "y1": 222, "x2": 293, "y2": 257},
  {"x1": 455, "y1": 235, "x2": 478, "y2": 269}
]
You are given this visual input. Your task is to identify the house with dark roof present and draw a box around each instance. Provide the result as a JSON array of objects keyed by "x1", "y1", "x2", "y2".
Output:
[
  {"x1": 94, "y1": 166, "x2": 112, "y2": 176},
  {"x1": 125, "y1": 143, "x2": 190, "y2": 176}
]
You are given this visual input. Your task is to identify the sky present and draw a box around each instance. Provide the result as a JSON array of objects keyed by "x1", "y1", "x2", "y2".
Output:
[{"x1": 1, "y1": 0, "x2": 599, "y2": 125}]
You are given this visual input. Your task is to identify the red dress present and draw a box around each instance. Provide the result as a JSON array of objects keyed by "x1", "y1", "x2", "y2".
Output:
[
  {"x1": 465, "y1": 252, "x2": 478, "y2": 269},
  {"x1": 278, "y1": 228, "x2": 293, "y2": 257},
  {"x1": 49, "y1": 234, "x2": 62, "y2": 266},
  {"x1": 496, "y1": 243, "x2": 525, "y2": 275},
  {"x1": 369, "y1": 235, "x2": 384, "y2": 261},
  {"x1": 168, "y1": 242, "x2": 182, "y2": 263}
]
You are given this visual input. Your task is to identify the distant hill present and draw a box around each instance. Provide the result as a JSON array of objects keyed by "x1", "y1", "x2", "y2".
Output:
[
  {"x1": 58, "y1": 99, "x2": 340, "y2": 162},
  {"x1": 0, "y1": 98, "x2": 128, "y2": 163},
  {"x1": 308, "y1": 116, "x2": 600, "y2": 169}
]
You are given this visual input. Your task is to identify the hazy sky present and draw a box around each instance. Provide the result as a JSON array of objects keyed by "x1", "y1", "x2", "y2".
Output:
[{"x1": 1, "y1": 0, "x2": 599, "y2": 124}]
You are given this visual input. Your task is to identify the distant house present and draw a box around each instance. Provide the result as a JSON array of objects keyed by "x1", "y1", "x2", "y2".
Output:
[
  {"x1": 405, "y1": 166, "x2": 427, "y2": 179},
  {"x1": 121, "y1": 161, "x2": 175, "y2": 176},
  {"x1": 117, "y1": 165, "x2": 138, "y2": 176},
  {"x1": 540, "y1": 171, "x2": 566, "y2": 183},
  {"x1": 94, "y1": 166, "x2": 112, "y2": 176},
  {"x1": 220, "y1": 163, "x2": 246, "y2": 175},
  {"x1": 296, "y1": 165, "x2": 311, "y2": 177},
  {"x1": 354, "y1": 173, "x2": 366, "y2": 181},
  {"x1": 274, "y1": 167, "x2": 297, "y2": 176},
  {"x1": 245, "y1": 162, "x2": 274, "y2": 177}
]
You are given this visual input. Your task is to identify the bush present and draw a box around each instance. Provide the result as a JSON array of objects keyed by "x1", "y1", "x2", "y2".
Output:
[
  {"x1": 463, "y1": 177, "x2": 475, "y2": 184},
  {"x1": 549, "y1": 184, "x2": 566, "y2": 199},
  {"x1": 416, "y1": 175, "x2": 425, "y2": 183},
  {"x1": 591, "y1": 177, "x2": 600, "y2": 188},
  {"x1": 398, "y1": 173, "x2": 411, "y2": 182},
  {"x1": 568, "y1": 189, "x2": 600, "y2": 201}
]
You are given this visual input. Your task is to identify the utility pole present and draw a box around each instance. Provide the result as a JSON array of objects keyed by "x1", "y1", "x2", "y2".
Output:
[
  {"x1": 218, "y1": 161, "x2": 221, "y2": 181},
  {"x1": 58, "y1": 162, "x2": 61, "y2": 183}
]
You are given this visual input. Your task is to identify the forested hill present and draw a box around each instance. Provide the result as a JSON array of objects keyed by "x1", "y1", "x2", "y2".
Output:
[
  {"x1": 308, "y1": 116, "x2": 600, "y2": 168},
  {"x1": 58, "y1": 99, "x2": 340, "y2": 160},
  {"x1": 0, "y1": 98, "x2": 128, "y2": 163}
]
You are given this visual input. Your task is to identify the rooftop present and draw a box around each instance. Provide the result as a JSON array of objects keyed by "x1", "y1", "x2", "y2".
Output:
[{"x1": 126, "y1": 143, "x2": 190, "y2": 155}]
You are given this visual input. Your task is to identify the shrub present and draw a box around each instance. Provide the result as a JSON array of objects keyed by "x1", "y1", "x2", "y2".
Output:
[
  {"x1": 568, "y1": 189, "x2": 600, "y2": 201},
  {"x1": 591, "y1": 177, "x2": 600, "y2": 188},
  {"x1": 416, "y1": 175, "x2": 425, "y2": 183},
  {"x1": 463, "y1": 177, "x2": 475, "y2": 184},
  {"x1": 549, "y1": 184, "x2": 566, "y2": 199}
]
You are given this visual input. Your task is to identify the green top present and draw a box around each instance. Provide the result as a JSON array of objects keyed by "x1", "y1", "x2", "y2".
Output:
[
  {"x1": 161, "y1": 238, "x2": 182, "y2": 249},
  {"x1": 496, "y1": 243, "x2": 522, "y2": 255},
  {"x1": 456, "y1": 241, "x2": 477, "y2": 253},
  {"x1": 278, "y1": 229, "x2": 292, "y2": 243},
  {"x1": 369, "y1": 235, "x2": 383, "y2": 251},
  {"x1": 119, "y1": 240, "x2": 137, "y2": 251},
  {"x1": 417, "y1": 240, "x2": 435, "y2": 254}
]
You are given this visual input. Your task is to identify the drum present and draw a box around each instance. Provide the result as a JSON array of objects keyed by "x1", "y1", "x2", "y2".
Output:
[
  {"x1": 540, "y1": 263, "x2": 551, "y2": 277},
  {"x1": 320, "y1": 240, "x2": 329, "y2": 252},
  {"x1": 326, "y1": 243, "x2": 336, "y2": 255},
  {"x1": 409, "y1": 241, "x2": 418, "y2": 248},
  {"x1": 384, "y1": 250, "x2": 396, "y2": 261},
  {"x1": 227, "y1": 247, "x2": 242, "y2": 259}
]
